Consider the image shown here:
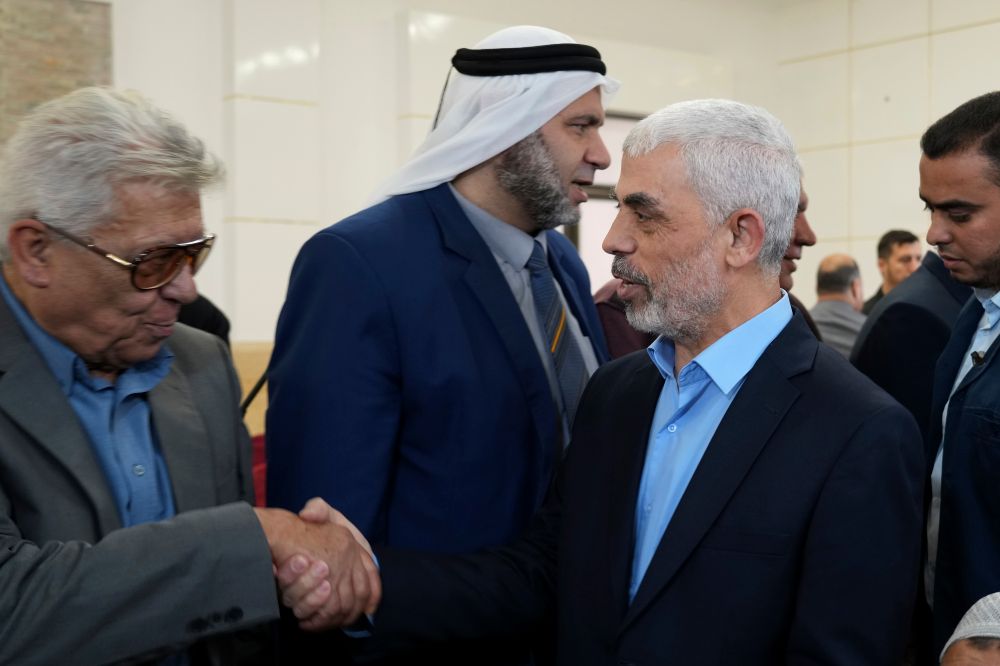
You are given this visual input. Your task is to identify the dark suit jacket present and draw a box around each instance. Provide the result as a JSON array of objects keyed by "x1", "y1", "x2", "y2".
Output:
[
  {"x1": 374, "y1": 313, "x2": 926, "y2": 665},
  {"x1": 0, "y1": 296, "x2": 277, "y2": 665},
  {"x1": 851, "y1": 252, "x2": 972, "y2": 439},
  {"x1": 928, "y1": 296, "x2": 1000, "y2": 656},
  {"x1": 179, "y1": 294, "x2": 231, "y2": 347},
  {"x1": 267, "y1": 183, "x2": 607, "y2": 554},
  {"x1": 267, "y1": 185, "x2": 606, "y2": 663}
]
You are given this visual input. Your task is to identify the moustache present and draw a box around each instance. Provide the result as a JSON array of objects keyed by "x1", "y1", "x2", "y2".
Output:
[{"x1": 611, "y1": 255, "x2": 650, "y2": 287}]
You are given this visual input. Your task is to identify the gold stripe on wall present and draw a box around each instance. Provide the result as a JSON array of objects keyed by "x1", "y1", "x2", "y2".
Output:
[
  {"x1": 225, "y1": 216, "x2": 320, "y2": 226},
  {"x1": 223, "y1": 93, "x2": 318, "y2": 107}
]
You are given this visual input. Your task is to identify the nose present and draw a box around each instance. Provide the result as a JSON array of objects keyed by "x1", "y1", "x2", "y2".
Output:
[
  {"x1": 588, "y1": 132, "x2": 612, "y2": 171},
  {"x1": 926, "y1": 214, "x2": 949, "y2": 247},
  {"x1": 794, "y1": 211, "x2": 817, "y2": 247},
  {"x1": 159, "y1": 262, "x2": 198, "y2": 304},
  {"x1": 602, "y1": 208, "x2": 635, "y2": 256}
]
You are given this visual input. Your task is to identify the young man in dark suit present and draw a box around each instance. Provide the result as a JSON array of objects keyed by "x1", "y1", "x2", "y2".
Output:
[{"x1": 917, "y1": 91, "x2": 1000, "y2": 662}]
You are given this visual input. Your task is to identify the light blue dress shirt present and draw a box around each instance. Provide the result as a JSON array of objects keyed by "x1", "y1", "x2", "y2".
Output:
[
  {"x1": 0, "y1": 275, "x2": 177, "y2": 528},
  {"x1": 629, "y1": 292, "x2": 792, "y2": 601}
]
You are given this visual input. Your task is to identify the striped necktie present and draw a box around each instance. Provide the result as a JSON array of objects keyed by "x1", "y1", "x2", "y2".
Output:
[{"x1": 527, "y1": 241, "x2": 589, "y2": 427}]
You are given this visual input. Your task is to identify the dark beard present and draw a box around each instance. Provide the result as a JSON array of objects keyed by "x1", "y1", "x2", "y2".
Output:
[{"x1": 496, "y1": 131, "x2": 580, "y2": 232}]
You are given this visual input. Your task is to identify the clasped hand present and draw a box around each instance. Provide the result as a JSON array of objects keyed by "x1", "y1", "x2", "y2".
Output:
[{"x1": 256, "y1": 499, "x2": 381, "y2": 631}]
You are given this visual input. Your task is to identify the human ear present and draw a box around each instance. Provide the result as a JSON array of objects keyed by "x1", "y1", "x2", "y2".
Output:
[
  {"x1": 6, "y1": 219, "x2": 54, "y2": 288},
  {"x1": 725, "y1": 209, "x2": 766, "y2": 269}
]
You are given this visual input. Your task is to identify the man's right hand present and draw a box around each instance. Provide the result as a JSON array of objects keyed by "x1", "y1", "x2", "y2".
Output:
[{"x1": 254, "y1": 504, "x2": 381, "y2": 630}]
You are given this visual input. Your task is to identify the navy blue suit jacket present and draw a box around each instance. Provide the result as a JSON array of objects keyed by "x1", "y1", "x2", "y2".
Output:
[
  {"x1": 929, "y1": 296, "x2": 1000, "y2": 656},
  {"x1": 852, "y1": 252, "x2": 972, "y2": 439},
  {"x1": 374, "y1": 313, "x2": 926, "y2": 665},
  {"x1": 266, "y1": 183, "x2": 607, "y2": 554}
]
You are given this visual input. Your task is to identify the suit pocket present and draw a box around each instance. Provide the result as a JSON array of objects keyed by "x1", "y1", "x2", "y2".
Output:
[
  {"x1": 969, "y1": 408, "x2": 1000, "y2": 475},
  {"x1": 700, "y1": 527, "x2": 791, "y2": 557}
]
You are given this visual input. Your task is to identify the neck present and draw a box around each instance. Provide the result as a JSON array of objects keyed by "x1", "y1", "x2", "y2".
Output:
[
  {"x1": 452, "y1": 163, "x2": 535, "y2": 234},
  {"x1": 673, "y1": 276, "x2": 781, "y2": 373},
  {"x1": 86, "y1": 363, "x2": 121, "y2": 383}
]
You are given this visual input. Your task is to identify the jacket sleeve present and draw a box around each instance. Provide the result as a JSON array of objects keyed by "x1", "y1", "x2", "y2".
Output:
[
  {"x1": 0, "y1": 501, "x2": 278, "y2": 665},
  {"x1": 266, "y1": 231, "x2": 401, "y2": 540},
  {"x1": 785, "y1": 402, "x2": 925, "y2": 665},
  {"x1": 369, "y1": 476, "x2": 560, "y2": 655},
  {"x1": 851, "y1": 302, "x2": 951, "y2": 438}
]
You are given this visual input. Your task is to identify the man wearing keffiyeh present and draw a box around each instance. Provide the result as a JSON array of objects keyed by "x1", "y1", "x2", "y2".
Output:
[{"x1": 267, "y1": 25, "x2": 618, "y2": 664}]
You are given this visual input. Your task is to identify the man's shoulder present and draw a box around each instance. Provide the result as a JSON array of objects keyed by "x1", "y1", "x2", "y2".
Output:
[
  {"x1": 590, "y1": 348, "x2": 654, "y2": 384},
  {"x1": 808, "y1": 299, "x2": 840, "y2": 320},
  {"x1": 167, "y1": 323, "x2": 227, "y2": 369},
  {"x1": 802, "y1": 339, "x2": 909, "y2": 419},
  {"x1": 309, "y1": 187, "x2": 459, "y2": 261}
]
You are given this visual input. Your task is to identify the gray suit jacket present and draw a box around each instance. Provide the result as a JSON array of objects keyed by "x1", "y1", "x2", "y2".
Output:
[
  {"x1": 0, "y1": 295, "x2": 279, "y2": 665},
  {"x1": 809, "y1": 300, "x2": 866, "y2": 358}
]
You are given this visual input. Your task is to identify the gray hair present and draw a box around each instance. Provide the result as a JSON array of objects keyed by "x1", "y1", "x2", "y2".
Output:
[
  {"x1": 0, "y1": 87, "x2": 223, "y2": 261},
  {"x1": 623, "y1": 99, "x2": 801, "y2": 276}
]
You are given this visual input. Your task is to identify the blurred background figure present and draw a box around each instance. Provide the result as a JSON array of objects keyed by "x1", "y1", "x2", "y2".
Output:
[
  {"x1": 810, "y1": 253, "x2": 865, "y2": 357},
  {"x1": 863, "y1": 229, "x2": 922, "y2": 314}
]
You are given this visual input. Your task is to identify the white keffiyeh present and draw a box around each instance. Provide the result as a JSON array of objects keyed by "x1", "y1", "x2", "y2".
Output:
[{"x1": 369, "y1": 25, "x2": 619, "y2": 203}]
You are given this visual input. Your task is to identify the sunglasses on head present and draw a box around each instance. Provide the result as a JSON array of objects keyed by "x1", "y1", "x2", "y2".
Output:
[{"x1": 38, "y1": 220, "x2": 215, "y2": 291}]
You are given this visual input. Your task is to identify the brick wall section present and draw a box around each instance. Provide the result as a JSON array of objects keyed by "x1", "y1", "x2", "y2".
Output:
[{"x1": 0, "y1": 0, "x2": 110, "y2": 145}]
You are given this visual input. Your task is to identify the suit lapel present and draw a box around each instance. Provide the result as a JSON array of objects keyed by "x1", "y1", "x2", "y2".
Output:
[
  {"x1": 0, "y1": 295, "x2": 121, "y2": 533},
  {"x1": 929, "y1": 299, "x2": 982, "y2": 460},
  {"x1": 607, "y1": 359, "x2": 665, "y2": 617},
  {"x1": 149, "y1": 358, "x2": 216, "y2": 512},
  {"x1": 426, "y1": 185, "x2": 558, "y2": 452},
  {"x1": 619, "y1": 317, "x2": 810, "y2": 632}
]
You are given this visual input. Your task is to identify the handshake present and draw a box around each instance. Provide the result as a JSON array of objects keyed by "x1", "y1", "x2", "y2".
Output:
[{"x1": 254, "y1": 499, "x2": 381, "y2": 631}]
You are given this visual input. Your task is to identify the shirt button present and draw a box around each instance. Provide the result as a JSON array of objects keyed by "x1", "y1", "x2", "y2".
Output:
[
  {"x1": 132, "y1": 464, "x2": 146, "y2": 477},
  {"x1": 645, "y1": 504, "x2": 653, "y2": 513},
  {"x1": 667, "y1": 424, "x2": 678, "y2": 433}
]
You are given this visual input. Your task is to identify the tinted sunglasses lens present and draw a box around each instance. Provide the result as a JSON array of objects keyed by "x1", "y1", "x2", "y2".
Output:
[
  {"x1": 134, "y1": 248, "x2": 186, "y2": 290},
  {"x1": 190, "y1": 239, "x2": 213, "y2": 274}
]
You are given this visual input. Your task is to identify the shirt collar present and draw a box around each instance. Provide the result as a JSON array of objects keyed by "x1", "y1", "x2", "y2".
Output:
[
  {"x1": 449, "y1": 183, "x2": 544, "y2": 270},
  {"x1": 0, "y1": 271, "x2": 173, "y2": 396},
  {"x1": 647, "y1": 291, "x2": 793, "y2": 395},
  {"x1": 973, "y1": 288, "x2": 1000, "y2": 329}
]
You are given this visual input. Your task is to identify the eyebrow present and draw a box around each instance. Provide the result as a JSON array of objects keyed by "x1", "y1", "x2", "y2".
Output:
[
  {"x1": 622, "y1": 191, "x2": 662, "y2": 211},
  {"x1": 919, "y1": 194, "x2": 981, "y2": 210},
  {"x1": 567, "y1": 113, "x2": 603, "y2": 127}
]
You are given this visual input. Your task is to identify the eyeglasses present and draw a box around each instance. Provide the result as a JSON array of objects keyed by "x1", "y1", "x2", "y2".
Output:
[{"x1": 39, "y1": 221, "x2": 216, "y2": 291}]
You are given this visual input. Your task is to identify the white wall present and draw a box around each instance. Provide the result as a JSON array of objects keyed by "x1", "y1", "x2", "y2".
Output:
[
  {"x1": 757, "y1": 0, "x2": 1000, "y2": 308},
  {"x1": 113, "y1": 0, "x2": 740, "y2": 341},
  {"x1": 112, "y1": 0, "x2": 1000, "y2": 334}
]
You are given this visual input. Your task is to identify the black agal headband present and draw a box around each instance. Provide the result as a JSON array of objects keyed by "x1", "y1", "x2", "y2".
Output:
[
  {"x1": 432, "y1": 43, "x2": 606, "y2": 129},
  {"x1": 451, "y1": 43, "x2": 606, "y2": 76}
]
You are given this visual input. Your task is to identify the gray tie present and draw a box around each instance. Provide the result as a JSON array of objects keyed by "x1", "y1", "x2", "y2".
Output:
[{"x1": 527, "y1": 241, "x2": 589, "y2": 427}]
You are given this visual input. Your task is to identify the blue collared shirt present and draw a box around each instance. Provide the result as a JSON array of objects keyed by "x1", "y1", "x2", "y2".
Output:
[
  {"x1": 0, "y1": 275, "x2": 177, "y2": 528},
  {"x1": 629, "y1": 292, "x2": 792, "y2": 600}
]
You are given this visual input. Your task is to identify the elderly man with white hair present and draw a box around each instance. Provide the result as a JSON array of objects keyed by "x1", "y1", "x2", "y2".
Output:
[
  {"x1": 0, "y1": 87, "x2": 378, "y2": 665},
  {"x1": 266, "y1": 24, "x2": 616, "y2": 664}
]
